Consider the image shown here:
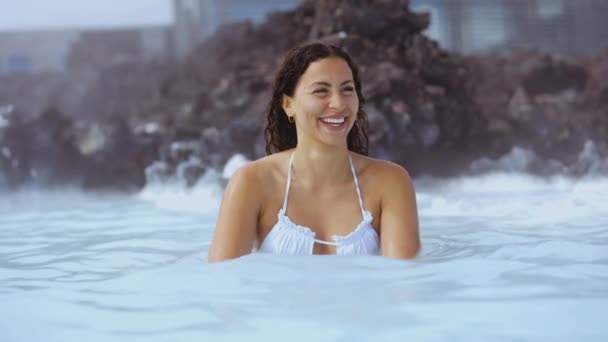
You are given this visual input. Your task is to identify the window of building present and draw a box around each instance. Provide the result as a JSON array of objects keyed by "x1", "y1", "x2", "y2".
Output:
[
  {"x1": 462, "y1": 3, "x2": 508, "y2": 53},
  {"x1": 537, "y1": 0, "x2": 564, "y2": 19},
  {"x1": 7, "y1": 54, "x2": 33, "y2": 73}
]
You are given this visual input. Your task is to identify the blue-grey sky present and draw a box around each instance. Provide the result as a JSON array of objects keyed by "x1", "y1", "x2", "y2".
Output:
[{"x1": 0, "y1": 0, "x2": 173, "y2": 31}]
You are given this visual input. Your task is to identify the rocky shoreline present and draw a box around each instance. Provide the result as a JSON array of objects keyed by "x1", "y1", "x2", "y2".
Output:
[{"x1": 1, "y1": 0, "x2": 607, "y2": 191}]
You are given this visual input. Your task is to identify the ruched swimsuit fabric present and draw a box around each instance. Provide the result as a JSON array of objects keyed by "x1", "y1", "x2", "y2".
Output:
[{"x1": 259, "y1": 153, "x2": 380, "y2": 255}]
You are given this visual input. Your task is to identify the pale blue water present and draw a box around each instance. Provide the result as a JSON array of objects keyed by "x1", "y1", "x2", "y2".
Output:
[{"x1": 1, "y1": 173, "x2": 607, "y2": 342}]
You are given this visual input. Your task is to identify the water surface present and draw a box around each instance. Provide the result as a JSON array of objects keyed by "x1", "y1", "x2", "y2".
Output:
[{"x1": 1, "y1": 174, "x2": 607, "y2": 341}]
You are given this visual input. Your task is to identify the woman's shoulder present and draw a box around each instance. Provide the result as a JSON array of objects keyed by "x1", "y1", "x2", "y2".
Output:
[
  {"x1": 351, "y1": 153, "x2": 413, "y2": 189},
  {"x1": 229, "y1": 150, "x2": 292, "y2": 189}
]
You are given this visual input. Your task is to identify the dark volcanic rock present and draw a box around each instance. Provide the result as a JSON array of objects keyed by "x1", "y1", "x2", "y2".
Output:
[
  {"x1": 167, "y1": 0, "x2": 490, "y2": 177},
  {"x1": 1, "y1": 0, "x2": 608, "y2": 191},
  {"x1": 0, "y1": 106, "x2": 160, "y2": 191},
  {"x1": 466, "y1": 50, "x2": 608, "y2": 174}
]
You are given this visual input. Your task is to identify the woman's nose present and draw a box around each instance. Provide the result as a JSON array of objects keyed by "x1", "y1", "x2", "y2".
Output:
[{"x1": 329, "y1": 92, "x2": 345, "y2": 110}]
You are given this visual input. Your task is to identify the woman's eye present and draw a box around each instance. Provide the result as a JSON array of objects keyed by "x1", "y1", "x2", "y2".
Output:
[
  {"x1": 342, "y1": 87, "x2": 355, "y2": 92},
  {"x1": 313, "y1": 89, "x2": 328, "y2": 95}
]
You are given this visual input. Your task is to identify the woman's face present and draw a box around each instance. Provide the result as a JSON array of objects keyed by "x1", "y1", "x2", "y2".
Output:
[{"x1": 283, "y1": 56, "x2": 359, "y2": 149}]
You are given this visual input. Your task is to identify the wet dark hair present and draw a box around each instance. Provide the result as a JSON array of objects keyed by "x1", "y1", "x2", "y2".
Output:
[{"x1": 264, "y1": 42, "x2": 368, "y2": 155}]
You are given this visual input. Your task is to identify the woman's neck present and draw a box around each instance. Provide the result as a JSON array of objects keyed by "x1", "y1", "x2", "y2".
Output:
[{"x1": 291, "y1": 144, "x2": 352, "y2": 189}]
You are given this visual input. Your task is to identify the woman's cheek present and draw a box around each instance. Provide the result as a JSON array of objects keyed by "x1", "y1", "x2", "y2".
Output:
[
  {"x1": 349, "y1": 97, "x2": 359, "y2": 112},
  {"x1": 302, "y1": 100, "x2": 327, "y2": 115}
]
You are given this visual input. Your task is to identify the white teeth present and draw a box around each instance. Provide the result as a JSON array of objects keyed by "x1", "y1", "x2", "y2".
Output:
[{"x1": 321, "y1": 117, "x2": 345, "y2": 124}]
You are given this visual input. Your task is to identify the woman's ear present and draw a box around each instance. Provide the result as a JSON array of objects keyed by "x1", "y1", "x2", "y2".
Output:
[{"x1": 281, "y1": 94, "x2": 292, "y2": 115}]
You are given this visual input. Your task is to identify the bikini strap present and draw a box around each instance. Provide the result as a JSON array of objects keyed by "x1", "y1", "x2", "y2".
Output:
[
  {"x1": 348, "y1": 155, "x2": 366, "y2": 217},
  {"x1": 282, "y1": 152, "x2": 295, "y2": 211}
]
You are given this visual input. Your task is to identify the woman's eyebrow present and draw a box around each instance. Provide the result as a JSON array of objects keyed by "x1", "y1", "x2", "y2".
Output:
[{"x1": 309, "y1": 80, "x2": 354, "y2": 88}]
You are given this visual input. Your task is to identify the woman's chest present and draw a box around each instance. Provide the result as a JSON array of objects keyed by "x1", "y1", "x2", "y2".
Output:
[{"x1": 257, "y1": 180, "x2": 381, "y2": 244}]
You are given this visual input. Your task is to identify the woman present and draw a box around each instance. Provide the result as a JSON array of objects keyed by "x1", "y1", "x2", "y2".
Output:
[{"x1": 208, "y1": 42, "x2": 420, "y2": 261}]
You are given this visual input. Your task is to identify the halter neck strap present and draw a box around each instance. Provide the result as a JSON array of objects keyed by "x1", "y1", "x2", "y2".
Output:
[
  {"x1": 281, "y1": 152, "x2": 295, "y2": 211},
  {"x1": 348, "y1": 154, "x2": 366, "y2": 217}
]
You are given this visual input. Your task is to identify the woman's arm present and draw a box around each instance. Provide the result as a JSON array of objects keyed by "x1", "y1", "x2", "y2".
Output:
[
  {"x1": 379, "y1": 162, "x2": 420, "y2": 259},
  {"x1": 208, "y1": 164, "x2": 260, "y2": 262}
]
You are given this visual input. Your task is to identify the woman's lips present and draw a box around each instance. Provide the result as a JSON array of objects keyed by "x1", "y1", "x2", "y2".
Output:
[{"x1": 319, "y1": 116, "x2": 347, "y2": 131}]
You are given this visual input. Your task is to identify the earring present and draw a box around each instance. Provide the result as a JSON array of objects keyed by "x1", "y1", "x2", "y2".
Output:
[{"x1": 288, "y1": 115, "x2": 295, "y2": 123}]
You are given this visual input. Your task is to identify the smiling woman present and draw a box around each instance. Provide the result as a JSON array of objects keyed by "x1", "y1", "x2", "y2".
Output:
[
  {"x1": 208, "y1": 42, "x2": 420, "y2": 261},
  {"x1": 284, "y1": 57, "x2": 359, "y2": 146}
]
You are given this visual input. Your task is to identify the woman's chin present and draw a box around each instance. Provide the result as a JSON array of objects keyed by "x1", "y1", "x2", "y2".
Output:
[{"x1": 318, "y1": 134, "x2": 350, "y2": 148}]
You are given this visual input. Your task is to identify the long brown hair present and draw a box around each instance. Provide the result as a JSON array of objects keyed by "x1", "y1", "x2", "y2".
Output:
[{"x1": 264, "y1": 42, "x2": 368, "y2": 155}]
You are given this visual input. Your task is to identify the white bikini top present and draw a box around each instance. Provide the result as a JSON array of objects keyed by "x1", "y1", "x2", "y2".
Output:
[{"x1": 259, "y1": 152, "x2": 380, "y2": 256}]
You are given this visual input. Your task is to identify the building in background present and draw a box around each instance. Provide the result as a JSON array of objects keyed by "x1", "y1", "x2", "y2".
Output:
[
  {"x1": 0, "y1": 0, "x2": 304, "y2": 74},
  {"x1": 65, "y1": 27, "x2": 172, "y2": 72},
  {"x1": 0, "y1": 30, "x2": 79, "y2": 74},
  {"x1": 0, "y1": 26, "x2": 171, "y2": 75},
  {"x1": 172, "y1": 0, "x2": 302, "y2": 60},
  {"x1": 410, "y1": 0, "x2": 608, "y2": 56}
]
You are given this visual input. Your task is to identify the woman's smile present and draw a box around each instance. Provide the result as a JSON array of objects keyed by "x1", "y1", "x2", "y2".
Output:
[{"x1": 318, "y1": 115, "x2": 349, "y2": 132}]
